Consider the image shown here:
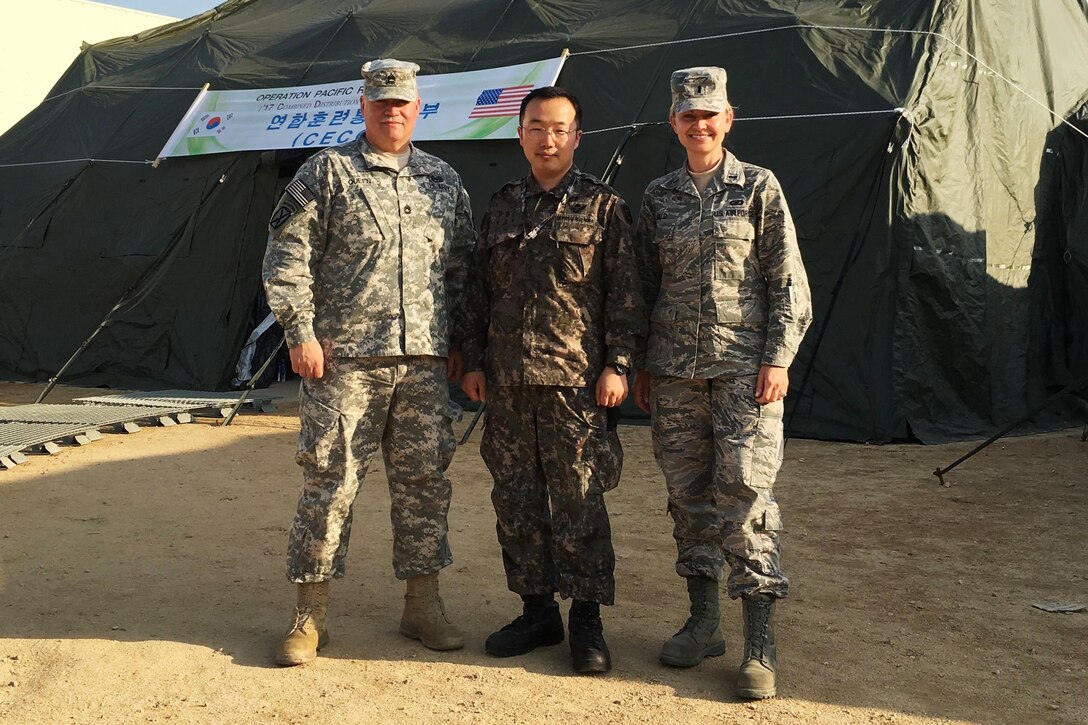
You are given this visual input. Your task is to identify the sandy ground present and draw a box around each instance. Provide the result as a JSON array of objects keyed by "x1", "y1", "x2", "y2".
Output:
[{"x1": 0, "y1": 381, "x2": 1085, "y2": 725}]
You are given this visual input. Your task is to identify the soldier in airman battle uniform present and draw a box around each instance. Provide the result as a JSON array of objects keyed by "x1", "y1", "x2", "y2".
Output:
[
  {"x1": 633, "y1": 67, "x2": 812, "y2": 698},
  {"x1": 263, "y1": 58, "x2": 476, "y2": 666},
  {"x1": 460, "y1": 87, "x2": 645, "y2": 674}
]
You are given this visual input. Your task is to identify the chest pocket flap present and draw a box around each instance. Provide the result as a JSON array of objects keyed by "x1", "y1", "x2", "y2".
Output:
[
  {"x1": 483, "y1": 219, "x2": 522, "y2": 249},
  {"x1": 349, "y1": 181, "x2": 393, "y2": 240},
  {"x1": 713, "y1": 216, "x2": 755, "y2": 241},
  {"x1": 553, "y1": 213, "x2": 603, "y2": 246}
]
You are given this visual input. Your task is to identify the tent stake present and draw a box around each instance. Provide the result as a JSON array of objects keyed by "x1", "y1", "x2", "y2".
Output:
[
  {"x1": 35, "y1": 165, "x2": 232, "y2": 403},
  {"x1": 459, "y1": 402, "x2": 487, "y2": 445},
  {"x1": 222, "y1": 336, "x2": 285, "y2": 426},
  {"x1": 932, "y1": 371, "x2": 1088, "y2": 484},
  {"x1": 36, "y1": 317, "x2": 113, "y2": 403}
]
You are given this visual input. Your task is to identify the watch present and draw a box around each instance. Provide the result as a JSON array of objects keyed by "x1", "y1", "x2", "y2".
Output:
[{"x1": 610, "y1": 363, "x2": 630, "y2": 376}]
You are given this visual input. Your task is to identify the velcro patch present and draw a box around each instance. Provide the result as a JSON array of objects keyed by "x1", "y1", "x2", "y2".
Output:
[{"x1": 269, "y1": 179, "x2": 316, "y2": 230}]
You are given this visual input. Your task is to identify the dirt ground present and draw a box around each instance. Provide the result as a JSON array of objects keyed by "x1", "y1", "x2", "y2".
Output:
[{"x1": 0, "y1": 381, "x2": 1085, "y2": 725}]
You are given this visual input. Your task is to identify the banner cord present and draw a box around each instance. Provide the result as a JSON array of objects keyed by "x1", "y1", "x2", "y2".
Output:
[
  {"x1": 9, "y1": 19, "x2": 1086, "y2": 168},
  {"x1": 569, "y1": 22, "x2": 1088, "y2": 143},
  {"x1": 42, "y1": 85, "x2": 205, "y2": 102}
]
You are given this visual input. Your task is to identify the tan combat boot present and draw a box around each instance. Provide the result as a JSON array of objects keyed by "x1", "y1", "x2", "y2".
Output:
[
  {"x1": 399, "y1": 572, "x2": 464, "y2": 651},
  {"x1": 736, "y1": 594, "x2": 778, "y2": 699},
  {"x1": 275, "y1": 581, "x2": 330, "y2": 666}
]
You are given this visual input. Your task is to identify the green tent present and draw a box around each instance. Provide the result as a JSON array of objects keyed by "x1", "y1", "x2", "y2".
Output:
[{"x1": 1, "y1": 0, "x2": 1086, "y2": 442}]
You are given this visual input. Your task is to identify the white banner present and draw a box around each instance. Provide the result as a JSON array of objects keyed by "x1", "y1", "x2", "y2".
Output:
[{"x1": 156, "y1": 57, "x2": 566, "y2": 159}]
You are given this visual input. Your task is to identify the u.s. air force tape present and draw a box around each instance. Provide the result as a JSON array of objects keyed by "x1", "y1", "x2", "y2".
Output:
[{"x1": 269, "y1": 178, "x2": 316, "y2": 230}]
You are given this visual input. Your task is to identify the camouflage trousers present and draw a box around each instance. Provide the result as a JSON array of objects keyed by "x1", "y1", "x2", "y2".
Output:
[
  {"x1": 481, "y1": 385, "x2": 620, "y2": 605},
  {"x1": 286, "y1": 356, "x2": 457, "y2": 583},
  {"x1": 650, "y1": 374, "x2": 788, "y2": 599}
]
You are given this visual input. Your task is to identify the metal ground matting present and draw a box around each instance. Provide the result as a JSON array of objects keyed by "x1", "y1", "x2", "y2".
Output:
[
  {"x1": 0, "y1": 404, "x2": 187, "y2": 425},
  {"x1": 1, "y1": 422, "x2": 85, "y2": 457},
  {"x1": 75, "y1": 390, "x2": 278, "y2": 413},
  {"x1": 0, "y1": 421, "x2": 108, "y2": 462},
  {"x1": 0, "y1": 389, "x2": 279, "y2": 469},
  {"x1": 0, "y1": 403, "x2": 190, "y2": 469}
]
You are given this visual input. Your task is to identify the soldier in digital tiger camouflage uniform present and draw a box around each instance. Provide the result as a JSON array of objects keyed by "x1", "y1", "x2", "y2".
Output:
[
  {"x1": 263, "y1": 58, "x2": 476, "y2": 666},
  {"x1": 460, "y1": 87, "x2": 645, "y2": 674},
  {"x1": 633, "y1": 67, "x2": 812, "y2": 698}
]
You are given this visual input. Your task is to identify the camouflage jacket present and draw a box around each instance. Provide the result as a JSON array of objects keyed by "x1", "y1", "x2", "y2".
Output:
[
  {"x1": 262, "y1": 136, "x2": 475, "y2": 358},
  {"x1": 635, "y1": 153, "x2": 812, "y2": 378},
  {"x1": 461, "y1": 167, "x2": 646, "y2": 387}
]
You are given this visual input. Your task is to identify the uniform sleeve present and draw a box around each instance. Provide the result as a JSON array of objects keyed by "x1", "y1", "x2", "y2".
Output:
[
  {"x1": 445, "y1": 180, "x2": 477, "y2": 351},
  {"x1": 458, "y1": 206, "x2": 493, "y2": 374},
  {"x1": 756, "y1": 172, "x2": 812, "y2": 368},
  {"x1": 632, "y1": 194, "x2": 661, "y2": 370},
  {"x1": 602, "y1": 195, "x2": 647, "y2": 371},
  {"x1": 262, "y1": 161, "x2": 328, "y2": 348}
]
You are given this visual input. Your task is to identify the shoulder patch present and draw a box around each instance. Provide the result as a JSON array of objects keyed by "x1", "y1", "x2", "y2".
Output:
[{"x1": 269, "y1": 179, "x2": 316, "y2": 230}]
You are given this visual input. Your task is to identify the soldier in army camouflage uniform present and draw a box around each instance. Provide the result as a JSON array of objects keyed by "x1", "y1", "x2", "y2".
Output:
[
  {"x1": 263, "y1": 58, "x2": 476, "y2": 666},
  {"x1": 633, "y1": 67, "x2": 812, "y2": 698},
  {"x1": 460, "y1": 87, "x2": 646, "y2": 674}
]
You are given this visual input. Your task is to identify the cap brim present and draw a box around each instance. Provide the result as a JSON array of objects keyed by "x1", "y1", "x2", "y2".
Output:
[
  {"x1": 671, "y1": 98, "x2": 726, "y2": 115},
  {"x1": 364, "y1": 88, "x2": 418, "y2": 102}
]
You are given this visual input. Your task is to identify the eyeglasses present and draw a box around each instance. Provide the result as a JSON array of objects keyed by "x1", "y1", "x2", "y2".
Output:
[{"x1": 519, "y1": 126, "x2": 580, "y2": 141}]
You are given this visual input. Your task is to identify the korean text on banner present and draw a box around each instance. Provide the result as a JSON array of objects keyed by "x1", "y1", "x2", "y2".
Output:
[{"x1": 157, "y1": 57, "x2": 566, "y2": 159}]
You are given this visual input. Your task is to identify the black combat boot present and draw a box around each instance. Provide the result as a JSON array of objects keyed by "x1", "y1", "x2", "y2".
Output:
[
  {"x1": 660, "y1": 575, "x2": 725, "y2": 667},
  {"x1": 485, "y1": 594, "x2": 564, "y2": 657},
  {"x1": 736, "y1": 594, "x2": 778, "y2": 699},
  {"x1": 568, "y1": 600, "x2": 611, "y2": 674}
]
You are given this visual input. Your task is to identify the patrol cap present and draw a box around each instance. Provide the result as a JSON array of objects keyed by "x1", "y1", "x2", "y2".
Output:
[
  {"x1": 670, "y1": 66, "x2": 729, "y2": 114},
  {"x1": 360, "y1": 58, "x2": 420, "y2": 102}
]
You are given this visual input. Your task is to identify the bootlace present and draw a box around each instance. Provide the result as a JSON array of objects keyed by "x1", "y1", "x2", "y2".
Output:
[
  {"x1": 746, "y1": 599, "x2": 772, "y2": 661},
  {"x1": 676, "y1": 580, "x2": 716, "y2": 638},
  {"x1": 499, "y1": 606, "x2": 546, "y2": 632},
  {"x1": 431, "y1": 594, "x2": 452, "y2": 624},
  {"x1": 690, "y1": 584, "x2": 708, "y2": 614},
  {"x1": 676, "y1": 614, "x2": 702, "y2": 637},
  {"x1": 570, "y1": 606, "x2": 604, "y2": 646},
  {"x1": 417, "y1": 578, "x2": 453, "y2": 624},
  {"x1": 288, "y1": 606, "x2": 315, "y2": 634}
]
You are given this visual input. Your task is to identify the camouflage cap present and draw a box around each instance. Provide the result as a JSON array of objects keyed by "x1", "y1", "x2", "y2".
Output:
[
  {"x1": 670, "y1": 66, "x2": 729, "y2": 114},
  {"x1": 360, "y1": 58, "x2": 420, "y2": 102}
]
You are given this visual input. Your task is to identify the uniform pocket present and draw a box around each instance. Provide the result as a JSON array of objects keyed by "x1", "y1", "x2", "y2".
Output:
[
  {"x1": 553, "y1": 218, "x2": 601, "y2": 282},
  {"x1": 658, "y1": 234, "x2": 686, "y2": 270},
  {"x1": 712, "y1": 216, "x2": 756, "y2": 323},
  {"x1": 713, "y1": 249, "x2": 743, "y2": 324},
  {"x1": 296, "y1": 394, "x2": 341, "y2": 471},
  {"x1": 426, "y1": 229, "x2": 447, "y2": 266},
  {"x1": 713, "y1": 217, "x2": 755, "y2": 241},
  {"x1": 485, "y1": 231, "x2": 522, "y2": 290},
  {"x1": 585, "y1": 425, "x2": 622, "y2": 493},
  {"x1": 568, "y1": 391, "x2": 622, "y2": 494},
  {"x1": 751, "y1": 399, "x2": 784, "y2": 488},
  {"x1": 342, "y1": 181, "x2": 389, "y2": 241},
  {"x1": 553, "y1": 215, "x2": 600, "y2": 245}
]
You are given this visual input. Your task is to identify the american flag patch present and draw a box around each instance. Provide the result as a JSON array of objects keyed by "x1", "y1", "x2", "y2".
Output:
[
  {"x1": 284, "y1": 179, "x2": 315, "y2": 207},
  {"x1": 468, "y1": 85, "x2": 534, "y2": 118},
  {"x1": 268, "y1": 178, "x2": 316, "y2": 230}
]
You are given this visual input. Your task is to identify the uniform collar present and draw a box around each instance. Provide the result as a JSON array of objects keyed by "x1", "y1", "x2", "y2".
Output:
[
  {"x1": 662, "y1": 151, "x2": 745, "y2": 196},
  {"x1": 525, "y1": 165, "x2": 580, "y2": 198},
  {"x1": 356, "y1": 136, "x2": 432, "y2": 174}
]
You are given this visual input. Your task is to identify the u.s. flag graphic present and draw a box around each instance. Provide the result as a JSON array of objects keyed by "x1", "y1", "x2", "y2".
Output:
[{"x1": 468, "y1": 85, "x2": 534, "y2": 118}]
